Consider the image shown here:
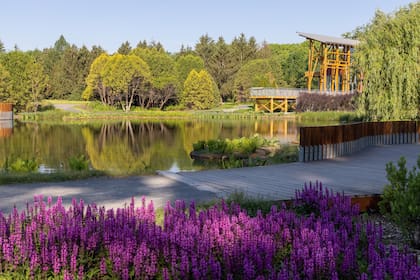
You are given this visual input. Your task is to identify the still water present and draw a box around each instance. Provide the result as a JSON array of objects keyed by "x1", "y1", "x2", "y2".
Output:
[{"x1": 0, "y1": 119, "x2": 299, "y2": 175}]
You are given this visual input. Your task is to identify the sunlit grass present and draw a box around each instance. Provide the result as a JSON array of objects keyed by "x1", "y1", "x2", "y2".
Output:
[{"x1": 0, "y1": 170, "x2": 106, "y2": 185}]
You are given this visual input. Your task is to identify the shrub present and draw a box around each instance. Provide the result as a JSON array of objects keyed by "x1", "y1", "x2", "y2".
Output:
[
  {"x1": 68, "y1": 155, "x2": 90, "y2": 171},
  {"x1": 296, "y1": 92, "x2": 356, "y2": 112},
  {"x1": 3, "y1": 157, "x2": 38, "y2": 173},
  {"x1": 379, "y1": 155, "x2": 420, "y2": 248}
]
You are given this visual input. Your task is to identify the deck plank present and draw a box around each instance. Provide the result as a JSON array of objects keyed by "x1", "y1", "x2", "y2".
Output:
[{"x1": 160, "y1": 144, "x2": 420, "y2": 200}]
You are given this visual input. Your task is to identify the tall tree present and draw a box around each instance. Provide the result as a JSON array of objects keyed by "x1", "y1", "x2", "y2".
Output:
[
  {"x1": 83, "y1": 53, "x2": 111, "y2": 104},
  {"x1": 231, "y1": 33, "x2": 258, "y2": 66},
  {"x1": 233, "y1": 58, "x2": 285, "y2": 102},
  {"x1": 0, "y1": 64, "x2": 11, "y2": 101},
  {"x1": 131, "y1": 47, "x2": 178, "y2": 109},
  {"x1": 207, "y1": 37, "x2": 237, "y2": 100},
  {"x1": 0, "y1": 51, "x2": 32, "y2": 110},
  {"x1": 117, "y1": 41, "x2": 132, "y2": 55},
  {"x1": 0, "y1": 40, "x2": 5, "y2": 53},
  {"x1": 195, "y1": 34, "x2": 215, "y2": 68},
  {"x1": 355, "y1": 3, "x2": 420, "y2": 120},
  {"x1": 175, "y1": 54, "x2": 204, "y2": 91},
  {"x1": 181, "y1": 69, "x2": 219, "y2": 109},
  {"x1": 26, "y1": 58, "x2": 49, "y2": 111},
  {"x1": 53, "y1": 35, "x2": 70, "y2": 52}
]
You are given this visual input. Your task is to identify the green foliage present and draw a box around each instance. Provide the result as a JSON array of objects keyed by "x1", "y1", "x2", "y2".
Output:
[
  {"x1": 193, "y1": 135, "x2": 267, "y2": 155},
  {"x1": 0, "y1": 50, "x2": 32, "y2": 111},
  {"x1": 0, "y1": 63, "x2": 11, "y2": 102},
  {"x1": 175, "y1": 54, "x2": 204, "y2": 91},
  {"x1": 225, "y1": 191, "x2": 277, "y2": 217},
  {"x1": 181, "y1": 69, "x2": 220, "y2": 109},
  {"x1": 0, "y1": 170, "x2": 105, "y2": 185},
  {"x1": 131, "y1": 47, "x2": 178, "y2": 109},
  {"x1": 68, "y1": 154, "x2": 89, "y2": 171},
  {"x1": 117, "y1": 41, "x2": 132, "y2": 55},
  {"x1": 26, "y1": 57, "x2": 49, "y2": 112},
  {"x1": 355, "y1": 3, "x2": 420, "y2": 120},
  {"x1": 268, "y1": 42, "x2": 308, "y2": 88},
  {"x1": 101, "y1": 54, "x2": 151, "y2": 111},
  {"x1": 3, "y1": 157, "x2": 38, "y2": 173},
  {"x1": 379, "y1": 156, "x2": 420, "y2": 248},
  {"x1": 195, "y1": 34, "x2": 258, "y2": 101},
  {"x1": 233, "y1": 58, "x2": 285, "y2": 102}
]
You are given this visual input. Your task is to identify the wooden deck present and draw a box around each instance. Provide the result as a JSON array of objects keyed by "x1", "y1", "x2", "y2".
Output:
[{"x1": 159, "y1": 144, "x2": 420, "y2": 200}]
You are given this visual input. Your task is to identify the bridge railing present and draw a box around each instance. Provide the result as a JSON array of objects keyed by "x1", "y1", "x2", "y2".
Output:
[
  {"x1": 299, "y1": 121, "x2": 419, "y2": 162},
  {"x1": 250, "y1": 87, "x2": 356, "y2": 98}
]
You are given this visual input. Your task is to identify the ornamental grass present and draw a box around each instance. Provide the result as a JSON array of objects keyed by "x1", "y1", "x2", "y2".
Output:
[{"x1": 0, "y1": 182, "x2": 419, "y2": 279}]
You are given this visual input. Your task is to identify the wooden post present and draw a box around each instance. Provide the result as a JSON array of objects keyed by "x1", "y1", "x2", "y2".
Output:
[{"x1": 270, "y1": 98, "x2": 273, "y2": 113}]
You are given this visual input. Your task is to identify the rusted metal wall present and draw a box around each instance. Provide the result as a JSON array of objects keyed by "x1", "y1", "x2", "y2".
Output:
[{"x1": 299, "y1": 121, "x2": 419, "y2": 162}]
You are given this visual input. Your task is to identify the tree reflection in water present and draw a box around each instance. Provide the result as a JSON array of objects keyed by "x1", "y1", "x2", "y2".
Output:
[{"x1": 0, "y1": 119, "x2": 298, "y2": 175}]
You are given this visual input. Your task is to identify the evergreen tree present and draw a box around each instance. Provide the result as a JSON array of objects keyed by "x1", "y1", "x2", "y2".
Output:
[
  {"x1": 181, "y1": 69, "x2": 219, "y2": 109},
  {"x1": 117, "y1": 41, "x2": 132, "y2": 55},
  {"x1": 175, "y1": 54, "x2": 204, "y2": 91},
  {"x1": 0, "y1": 40, "x2": 5, "y2": 53}
]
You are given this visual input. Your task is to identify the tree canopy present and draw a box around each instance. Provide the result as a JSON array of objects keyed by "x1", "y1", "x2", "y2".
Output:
[
  {"x1": 181, "y1": 69, "x2": 220, "y2": 109},
  {"x1": 355, "y1": 2, "x2": 420, "y2": 120},
  {"x1": 1, "y1": 32, "x2": 315, "y2": 111}
]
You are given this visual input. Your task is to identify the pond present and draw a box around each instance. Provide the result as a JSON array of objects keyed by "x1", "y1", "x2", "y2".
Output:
[{"x1": 0, "y1": 119, "x2": 302, "y2": 176}]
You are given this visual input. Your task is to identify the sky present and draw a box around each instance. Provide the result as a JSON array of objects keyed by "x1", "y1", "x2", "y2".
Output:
[{"x1": 0, "y1": 0, "x2": 416, "y2": 53}]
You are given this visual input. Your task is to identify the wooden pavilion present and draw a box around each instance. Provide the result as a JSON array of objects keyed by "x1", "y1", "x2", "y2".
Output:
[{"x1": 297, "y1": 32, "x2": 360, "y2": 92}]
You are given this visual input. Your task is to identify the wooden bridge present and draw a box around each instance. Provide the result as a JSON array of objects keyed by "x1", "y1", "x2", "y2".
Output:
[{"x1": 249, "y1": 88, "x2": 353, "y2": 113}]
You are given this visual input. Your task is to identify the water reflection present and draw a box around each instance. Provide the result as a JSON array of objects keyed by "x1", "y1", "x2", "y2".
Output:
[{"x1": 0, "y1": 119, "x2": 299, "y2": 175}]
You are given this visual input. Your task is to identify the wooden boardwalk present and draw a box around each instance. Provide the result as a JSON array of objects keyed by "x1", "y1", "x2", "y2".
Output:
[{"x1": 159, "y1": 144, "x2": 420, "y2": 200}]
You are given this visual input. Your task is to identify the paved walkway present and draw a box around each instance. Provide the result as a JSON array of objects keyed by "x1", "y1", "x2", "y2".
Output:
[
  {"x1": 0, "y1": 176, "x2": 217, "y2": 214},
  {"x1": 1, "y1": 144, "x2": 418, "y2": 214},
  {"x1": 159, "y1": 144, "x2": 420, "y2": 200}
]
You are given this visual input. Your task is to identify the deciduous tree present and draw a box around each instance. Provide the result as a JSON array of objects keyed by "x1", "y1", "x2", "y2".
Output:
[
  {"x1": 101, "y1": 54, "x2": 151, "y2": 112},
  {"x1": 355, "y1": 3, "x2": 420, "y2": 120},
  {"x1": 26, "y1": 58, "x2": 49, "y2": 111},
  {"x1": 131, "y1": 47, "x2": 177, "y2": 109},
  {"x1": 233, "y1": 58, "x2": 285, "y2": 102}
]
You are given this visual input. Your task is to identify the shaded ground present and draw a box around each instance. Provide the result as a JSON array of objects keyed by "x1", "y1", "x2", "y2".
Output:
[{"x1": 0, "y1": 175, "x2": 218, "y2": 213}]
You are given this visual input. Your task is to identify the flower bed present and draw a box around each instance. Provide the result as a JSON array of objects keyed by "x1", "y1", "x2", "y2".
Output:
[{"x1": 0, "y1": 182, "x2": 419, "y2": 279}]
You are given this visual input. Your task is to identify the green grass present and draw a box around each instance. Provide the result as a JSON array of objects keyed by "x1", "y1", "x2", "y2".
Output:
[
  {"x1": 296, "y1": 111, "x2": 364, "y2": 123},
  {"x1": 0, "y1": 170, "x2": 106, "y2": 185}
]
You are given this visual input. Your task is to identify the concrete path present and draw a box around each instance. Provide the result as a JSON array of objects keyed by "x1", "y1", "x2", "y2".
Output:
[
  {"x1": 1, "y1": 144, "x2": 418, "y2": 214},
  {"x1": 159, "y1": 144, "x2": 420, "y2": 200},
  {"x1": 0, "y1": 175, "x2": 218, "y2": 214},
  {"x1": 53, "y1": 103, "x2": 84, "y2": 113}
]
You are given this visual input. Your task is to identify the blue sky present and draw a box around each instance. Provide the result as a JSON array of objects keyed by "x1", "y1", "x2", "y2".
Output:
[{"x1": 0, "y1": 0, "x2": 415, "y2": 53}]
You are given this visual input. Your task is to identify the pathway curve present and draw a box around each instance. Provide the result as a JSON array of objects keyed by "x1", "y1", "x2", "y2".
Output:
[
  {"x1": 53, "y1": 103, "x2": 84, "y2": 113},
  {"x1": 1, "y1": 144, "x2": 418, "y2": 214},
  {"x1": 0, "y1": 175, "x2": 218, "y2": 213},
  {"x1": 159, "y1": 144, "x2": 420, "y2": 200}
]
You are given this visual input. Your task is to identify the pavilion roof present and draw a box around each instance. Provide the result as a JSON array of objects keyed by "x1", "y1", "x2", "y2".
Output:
[{"x1": 297, "y1": 32, "x2": 360, "y2": 47}]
